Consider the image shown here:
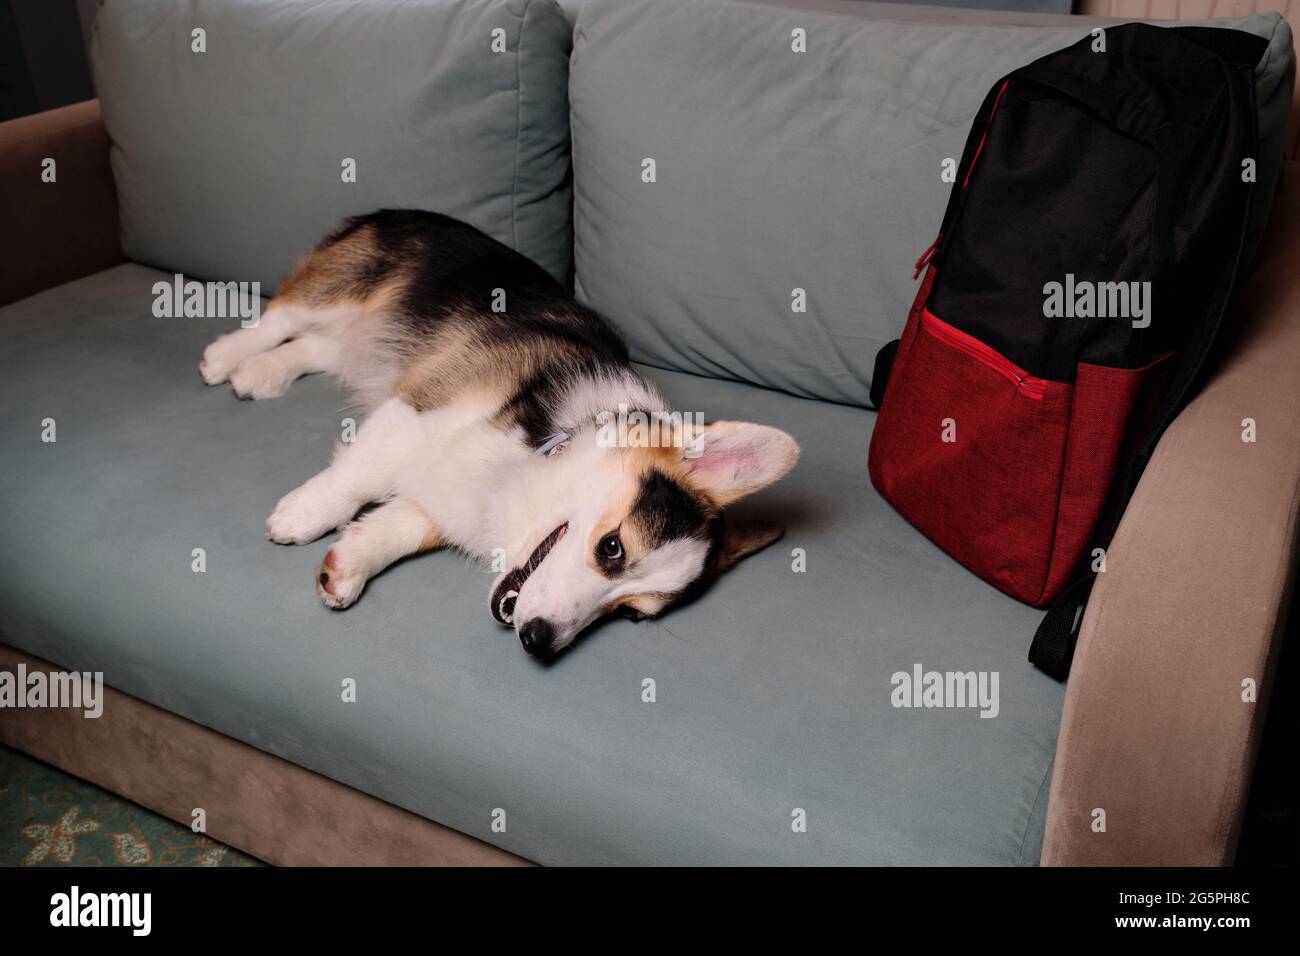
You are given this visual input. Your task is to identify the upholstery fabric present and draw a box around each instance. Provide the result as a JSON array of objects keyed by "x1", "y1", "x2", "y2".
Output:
[{"x1": 0, "y1": 645, "x2": 526, "y2": 866}]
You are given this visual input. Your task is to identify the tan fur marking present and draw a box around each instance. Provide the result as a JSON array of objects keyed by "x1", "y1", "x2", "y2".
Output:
[
  {"x1": 587, "y1": 477, "x2": 644, "y2": 576},
  {"x1": 396, "y1": 323, "x2": 503, "y2": 411},
  {"x1": 396, "y1": 318, "x2": 596, "y2": 413},
  {"x1": 419, "y1": 525, "x2": 446, "y2": 552},
  {"x1": 602, "y1": 593, "x2": 671, "y2": 620},
  {"x1": 276, "y1": 223, "x2": 391, "y2": 307}
]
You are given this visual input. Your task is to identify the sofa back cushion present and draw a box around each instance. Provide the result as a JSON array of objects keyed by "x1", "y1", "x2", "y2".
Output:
[
  {"x1": 93, "y1": 0, "x2": 574, "y2": 290},
  {"x1": 570, "y1": 0, "x2": 1294, "y2": 406}
]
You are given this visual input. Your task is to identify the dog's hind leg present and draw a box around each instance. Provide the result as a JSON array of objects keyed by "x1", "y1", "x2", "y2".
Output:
[
  {"x1": 200, "y1": 300, "x2": 327, "y2": 386},
  {"x1": 229, "y1": 333, "x2": 341, "y2": 400},
  {"x1": 315, "y1": 497, "x2": 444, "y2": 609},
  {"x1": 203, "y1": 219, "x2": 396, "y2": 386}
]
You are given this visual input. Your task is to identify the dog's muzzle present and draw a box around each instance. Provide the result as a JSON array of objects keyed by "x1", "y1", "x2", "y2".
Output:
[{"x1": 490, "y1": 523, "x2": 568, "y2": 625}]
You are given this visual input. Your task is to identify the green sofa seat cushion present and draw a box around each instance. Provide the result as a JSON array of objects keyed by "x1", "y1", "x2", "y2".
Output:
[{"x1": 0, "y1": 265, "x2": 1065, "y2": 864}]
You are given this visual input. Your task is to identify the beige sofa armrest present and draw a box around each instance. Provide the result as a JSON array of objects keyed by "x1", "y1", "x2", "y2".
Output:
[
  {"x1": 0, "y1": 100, "x2": 124, "y2": 307},
  {"x1": 1041, "y1": 162, "x2": 1300, "y2": 866}
]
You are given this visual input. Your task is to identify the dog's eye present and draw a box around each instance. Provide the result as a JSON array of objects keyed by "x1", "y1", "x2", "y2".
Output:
[{"x1": 598, "y1": 533, "x2": 624, "y2": 562}]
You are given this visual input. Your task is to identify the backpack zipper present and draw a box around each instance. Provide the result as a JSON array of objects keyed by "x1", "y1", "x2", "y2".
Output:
[
  {"x1": 920, "y1": 309, "x2": 1049, "y2": 400},
  {"x1": 912, "y1": 81, "x2": 1012, "y2": 283},
  {"x1": 962, "y1": 79, "x2": 1010, "y2": 190}
]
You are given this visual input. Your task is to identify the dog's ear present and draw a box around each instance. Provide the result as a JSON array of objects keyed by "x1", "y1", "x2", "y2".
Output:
[
  {"x1": 680, "y1": 421, "x2": 799, "y2": 507},
  {"x1": 713, "y1": 518, "x2": 785, "y2": 573}
]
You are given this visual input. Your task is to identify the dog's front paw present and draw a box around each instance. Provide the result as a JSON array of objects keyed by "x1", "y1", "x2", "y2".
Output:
[
  {"x1": 315, "y1": 545, "x2": 366, "y2": 610},
  {"x1": 267, "y1": 484, "x2": 339, "y2": 545}
]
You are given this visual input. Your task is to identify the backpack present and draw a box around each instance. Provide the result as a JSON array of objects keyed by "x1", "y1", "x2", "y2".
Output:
[{"x1": 866, "y1": 23, "x2": 1267, "y2": 678}]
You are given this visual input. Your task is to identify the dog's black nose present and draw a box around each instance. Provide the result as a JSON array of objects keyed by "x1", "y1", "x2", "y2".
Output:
[{"x1": 518, "y1": 619, "x2": 555, "y2": 657}]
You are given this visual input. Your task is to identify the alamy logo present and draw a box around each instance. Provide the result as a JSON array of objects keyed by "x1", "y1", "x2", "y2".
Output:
[
  {"x1": 50, "y1": 886, "x2": 151, "y2": 936},
  {"x1": 890, "y1": 664, "x2": 999, "y2": 718},
  {"x1": 0, "y1": 665, "x2": 103, "y2": 718},
  {"x1": 152, "y1": 273, "x2": 262, "y2": 327},
  {"x1": 595, "y1": 404, "x2": 706, "y2": 457},
  {"x1": 1042, "y1": 274, "x2": 1150, "y2": 328}
]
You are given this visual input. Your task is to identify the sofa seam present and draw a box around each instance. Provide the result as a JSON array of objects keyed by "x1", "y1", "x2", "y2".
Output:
[
  {"x1": 570, "y1": 16, "x2": 585, "y2": 298},
  {"x1": 510, "y1": 0, "x2": 534, "y2": 253},
  {"x1": 1, "y1": 120, "x2": 100, "y2": 150},
  {"x1": 1016, "y1": 756, "x2": 1054, "y2": 865}
]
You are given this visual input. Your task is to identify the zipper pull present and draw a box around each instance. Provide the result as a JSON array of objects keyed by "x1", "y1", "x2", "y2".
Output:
[{"x1": 913, "y1": 234, "x2": 941, "y2": 280}]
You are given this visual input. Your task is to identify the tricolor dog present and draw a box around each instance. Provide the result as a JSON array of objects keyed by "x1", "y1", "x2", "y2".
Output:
[{"x1": 201, "y1": 211, "x2": 799, "y2": 658}]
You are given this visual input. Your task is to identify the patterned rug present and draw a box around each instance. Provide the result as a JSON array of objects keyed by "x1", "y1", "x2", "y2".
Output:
[{"x1": 0, "y1": 745, "x2": 263, "y2": 867}]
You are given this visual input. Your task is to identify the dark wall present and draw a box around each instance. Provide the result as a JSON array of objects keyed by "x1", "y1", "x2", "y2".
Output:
[{"x1": 0, "y1": 0, "x2": 94, "y2": 122}]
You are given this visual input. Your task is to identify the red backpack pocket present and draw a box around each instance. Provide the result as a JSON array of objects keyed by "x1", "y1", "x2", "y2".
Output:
[{"x1": 868, "y1": 268, "x2": 1171, "y2": 606}]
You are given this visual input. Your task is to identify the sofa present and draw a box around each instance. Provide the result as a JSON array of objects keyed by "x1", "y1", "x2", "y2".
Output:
[{"x1": 0, "y1": 0, "x2": 1296, "y2": 866}]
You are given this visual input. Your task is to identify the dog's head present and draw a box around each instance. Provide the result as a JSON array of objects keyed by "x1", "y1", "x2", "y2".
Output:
[{"x1": 489, "y1": 419, "x2": 799, "y2": 658}]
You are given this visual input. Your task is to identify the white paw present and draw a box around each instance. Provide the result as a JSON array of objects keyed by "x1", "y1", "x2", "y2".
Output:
[
  {"x1": 230, "y1": 354, "x2": 293, "y2": 400},
  {"x1": 315, "y1": 541, "x2": 368, "y2": 610},
  {"x1": 266, "y1": 484, "x2": 342, "y2": 545},
  {"x1": 199, "y1": 334, "x2": 244, "y2": 385}
]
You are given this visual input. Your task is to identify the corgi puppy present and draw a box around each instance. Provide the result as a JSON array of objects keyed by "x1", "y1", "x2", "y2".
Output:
[{"x1": 201, "y1": 211, "x2": 799, "y2": 657}]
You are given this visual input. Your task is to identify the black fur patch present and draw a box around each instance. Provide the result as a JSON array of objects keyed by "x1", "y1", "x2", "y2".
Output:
[
  {"x1": 332, "y1": 210, "x2": 631, "y2": 443},
  {"x1": 498, "y1": 355, "x2": 631, "y2": 450},
  {"x1": 629, "y1": 470, "x2": 708, "y2": 549}
]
